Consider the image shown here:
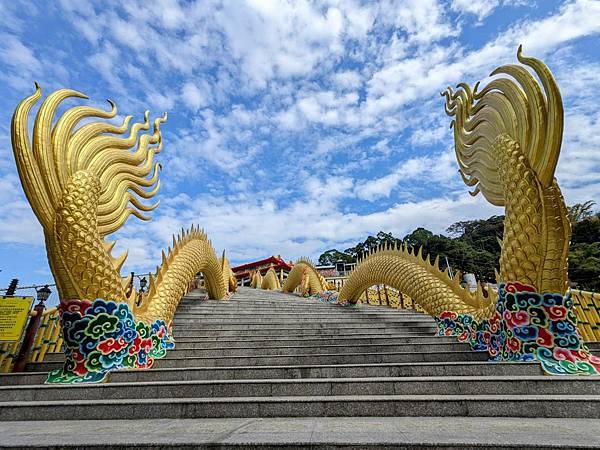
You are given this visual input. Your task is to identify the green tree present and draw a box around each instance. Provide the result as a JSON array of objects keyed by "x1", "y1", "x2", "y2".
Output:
[
  {"x1": 317, "y1": 207, "x2": 600, "y2": 290},
  {"x1": 318, "y1": 249, "x2": 354, "y2": 265},
  {"x1": 569, "y1": 242, "x2": 600, "y2": 291},
  {"x1": 343, "y1": 231, "x2": 402, "y2": 259}
]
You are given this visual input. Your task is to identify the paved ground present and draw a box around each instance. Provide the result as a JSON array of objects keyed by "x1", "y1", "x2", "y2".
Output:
[{"x1": 1, "y1": 417, "x2": 600, "y2": 448}]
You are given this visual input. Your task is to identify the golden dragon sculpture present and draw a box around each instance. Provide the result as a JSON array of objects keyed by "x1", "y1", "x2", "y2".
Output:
[
  {"x1": 339, "y1": 48, "x2": 599, "y2": 375},
  {"x1": 260, "y1": 265, "x2": 281, "y2": 290},
  {"x1": 11, "y1": 85, "x2": 228, "y2": 382},
  {"x1": 283, "y1": 259, "x2": 328, "y2": 296},
  {"x1": 221, "y1": 251, "x2": 238, "y2": 293},
  {"x1": 250, "y1": 270, "x2": 263, "y2": 288},
  {"x1": 339, "y1": 243, "x2": 493, "y2": 319}
]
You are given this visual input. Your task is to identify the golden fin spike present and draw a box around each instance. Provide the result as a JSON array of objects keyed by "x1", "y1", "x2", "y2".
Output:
[
  {"x1": 147, "y1": 273, "x2": 156, "y2": 298},
  {"x1": 161, "y1": 250, "x2": 168, "y2": 268},
  {"x1": 453, "y1": 270, "x2": 462, "y2": 289},
  {"x1": 113, "y1": 250, "x2": 128, "y2": 273},
  {"x1": 476, "y1": 281, "x2": 484, "y2": 297},
  {"x1": 122, "y1": 272, "x2": 133, "y2": 291},
  {"x1": 433, "y1": 255, "x2": 440, "y2": 270},
  {"x1": 172, "y1": 235, "x2": 177, "y2": 249},
  {"x1": 11, "y1": 83, "x2": 54, "y2": 229},
  {"x1": 103, "y1": 240, "x2": 116, "y2": 254}
]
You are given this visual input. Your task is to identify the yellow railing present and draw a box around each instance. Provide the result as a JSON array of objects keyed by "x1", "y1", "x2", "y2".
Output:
[
  {"x1": 0, "y1": 306, "x2": 63, "y2": 373},
  {"x1": 359, "y1": 286, "x2": 424, "y2": 311},
  {"x1": 572, "y1": 289, "x2": 600, "y2": 343},
  {"x1": 360, "y1": 287, "x2": 600, "y2": 340},
  {"x1": 30, "y1": 307, "x2": 63, "y2": 362},
  {"x1": 0, "y1": 341, "x2": 20, "y2": 373}
]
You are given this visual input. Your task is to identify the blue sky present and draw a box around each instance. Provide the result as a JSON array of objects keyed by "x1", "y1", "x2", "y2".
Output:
[{"x1": 0, "y1": 0, "x2": 599, "y2": 301}]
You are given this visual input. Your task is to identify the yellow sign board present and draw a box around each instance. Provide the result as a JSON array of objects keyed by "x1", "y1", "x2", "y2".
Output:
[{"x1": 0, "y1": 297, "x2": 33, "y2": 341}]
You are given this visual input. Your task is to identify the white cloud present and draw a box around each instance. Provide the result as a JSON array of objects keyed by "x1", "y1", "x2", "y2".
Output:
[
  {"x1": 0, "y1": 174, "x2": 44, "y2": 245},
  {"x1": 354, "y1": 151, "x2": 457, "y2": 201},
  {"x1": 0, "y1": 35, "x2": 42, "y2": 74},
  {"x1": 181, "y1": 81, "x2": 210, "y2": 110},
  {"x1": 0, "y1": 0, "x2": 599, "y2": 287},
  {"x1": 114, "y1": 188, "x2": 502, "y2": 272}
]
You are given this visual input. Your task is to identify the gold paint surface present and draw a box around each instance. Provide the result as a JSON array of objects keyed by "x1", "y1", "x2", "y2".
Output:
[
  {"x1": 11, "y1": 86, "x2": 227, "y2": 326},
  {"x1": 283, "y1": 259, "x2": 328, "y2": 296},
  {"x1": 340, "y1": 48, "x2": 571, "y2": 319}
]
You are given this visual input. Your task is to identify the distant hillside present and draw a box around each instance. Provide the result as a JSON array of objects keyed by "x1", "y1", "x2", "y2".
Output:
[{"x1": 318, "y1": 202, "x2": 600, "y2": 291}]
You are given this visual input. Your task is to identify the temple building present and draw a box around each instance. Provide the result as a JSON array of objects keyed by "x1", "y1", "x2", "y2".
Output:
[
  {"x1": 232, "y1": 255, "x2": 293, "y2": 286},
  {"x1": 315, "y1": 261, "x2": 356, "y2": 290}
]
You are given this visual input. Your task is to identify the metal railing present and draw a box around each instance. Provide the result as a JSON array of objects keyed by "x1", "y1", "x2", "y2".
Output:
[{"x1": 359, "y1": 285, "x2": 424, "y2": 312}]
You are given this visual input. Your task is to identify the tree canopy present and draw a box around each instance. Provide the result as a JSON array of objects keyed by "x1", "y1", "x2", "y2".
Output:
[{"x1": 317, "y1": 203, "x2": 599, "y2": 291}]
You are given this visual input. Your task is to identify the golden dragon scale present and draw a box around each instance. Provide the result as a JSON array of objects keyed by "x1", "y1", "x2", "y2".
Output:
[
  {"x1": 11, "y1": 85, "x2": 227, "y2": 383},
  {"x1": 339, "y1": 48, "x2": 600, "y2": 375}
]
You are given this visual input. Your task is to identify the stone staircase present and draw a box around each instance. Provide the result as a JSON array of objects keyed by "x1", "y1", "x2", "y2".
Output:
[{"x1": 1, "y1": 287, "x2": 600, "y2": 448}]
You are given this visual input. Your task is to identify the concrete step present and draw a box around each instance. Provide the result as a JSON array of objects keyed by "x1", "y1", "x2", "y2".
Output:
[
  {"x1": 177, "y1": 306, "x2": 421, "y2": 315},
  {"x1": 2, "y1": 394, "x2": 600, "y2": 420},
  {"x1": 173, "y1": 324, "x2": 437, "y2": 336},
  {"x1": 173, "y1": 330, "x2": 433, "y2": 339},
  {"x1": 175, "y1": 306, "x2": 430, "y2": 318},
  {"x1": 171, "y1": 319, "x2": 435, "y2": 328},
  {"x1": 3, "y1": 361, "x2": 541, "y2": 385},
  {"x1": 172, "y1": 318, "x2": 435, "y2": 326},
  {"x1": 26, "y1": 349, "x2": 488, "y2": 371},
  {"x1": 173, "y1": 334, "x2": 459, "y2": 347},
  {"x1": 40, "y1": 342, "x2": 472, "y2": 362},
  {"x1": 2, "y1": 376, "x2": 599, "y2": 402},
  {"x1": 1, "y1": 417, "x2": 598, "y2": 449},
  {"x1": 173, "y1": 328, "x2": 432, "y2": 345}
]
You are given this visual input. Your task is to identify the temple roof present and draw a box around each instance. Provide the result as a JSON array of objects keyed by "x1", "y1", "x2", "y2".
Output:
[{"x1": 232, "y1": 256, "x2": 293, "y2": 275}]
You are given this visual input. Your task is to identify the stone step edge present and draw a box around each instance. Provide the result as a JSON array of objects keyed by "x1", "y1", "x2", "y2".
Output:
[
  {"x1": 4, "y1": 360, "x2": 541, "y2": 377},
  {"x1": 3, "y1": 394, "x2": 600, "y2": 408},
  {"x1": 145, "y1": 349, "x2": 484, "y2": 361},
  {"x1": 172, "y1": 334, "x2": 454, "y2": 343},
  {"x1": 2, "y1": 375, "x2": 597, "y2": 391},
  {"x1": 88, "y1": 341, "x2": 465, "y2": 352}
]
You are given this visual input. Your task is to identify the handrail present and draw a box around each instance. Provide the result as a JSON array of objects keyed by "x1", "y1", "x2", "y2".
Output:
[{"x1": 571, "y1": 289, "x2": 600, "y2": 342}]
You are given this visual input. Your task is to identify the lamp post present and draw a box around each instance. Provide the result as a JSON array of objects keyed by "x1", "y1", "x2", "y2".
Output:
[
  {"x1": 136, "y1": 277, "x2": 147, "y2": 307},
  {"x1": 139, "y1": 277, "x2": 147, "y2": 293},
  {"x1": 36, "y1": 285, "x2": 51, "y2": 306},
  {"x1": 13, "y1": 285, "x2": 51, "y2": 372}
]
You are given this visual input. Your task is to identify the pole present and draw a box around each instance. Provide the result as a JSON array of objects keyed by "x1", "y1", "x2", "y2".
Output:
[
  {"x1": 5, "y1": 279, "x2": 18, "y2": 296},
  {"x1": 444, "y1": 256, "x2": 454, "y2": 279},
  {"x1": 12, "y1": 298, "x2": 45, "y2": 372}
]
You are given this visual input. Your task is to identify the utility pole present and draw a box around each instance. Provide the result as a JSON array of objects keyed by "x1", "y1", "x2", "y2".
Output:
[{"x1": 444, "y1": 256, "x2": 454, "y2": 279}]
